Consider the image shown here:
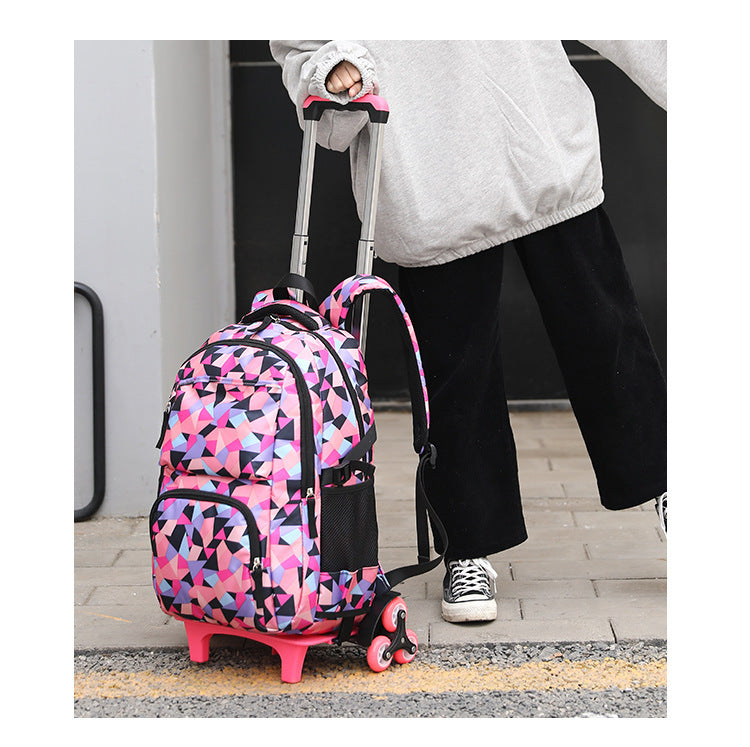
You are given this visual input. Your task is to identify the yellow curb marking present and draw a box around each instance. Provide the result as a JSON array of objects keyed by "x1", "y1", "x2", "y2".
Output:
[
  {"x1": 74, "y1": 657, "x2": 666, "y2": 700},
  {"x1": 80, "y1": 611, "x2": 134, "y2": 624}
]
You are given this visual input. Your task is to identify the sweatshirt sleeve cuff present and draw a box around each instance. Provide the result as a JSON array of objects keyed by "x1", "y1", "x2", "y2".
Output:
[{"x1": 308, "y1": 44, "x2": 378, "y2": 103}]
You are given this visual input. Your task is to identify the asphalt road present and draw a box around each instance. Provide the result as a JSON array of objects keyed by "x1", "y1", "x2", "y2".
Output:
[{"x1": 74, "y1": 640, "x2": 666, "y2": 718}]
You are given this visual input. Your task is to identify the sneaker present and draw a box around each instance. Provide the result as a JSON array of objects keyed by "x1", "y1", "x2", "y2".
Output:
[
  {"x1": 655, "y1": 492, "x2": 667, "y2": 534},
  {"x1": 442, "y1": 557, "x2": 498, "y2": 623}
]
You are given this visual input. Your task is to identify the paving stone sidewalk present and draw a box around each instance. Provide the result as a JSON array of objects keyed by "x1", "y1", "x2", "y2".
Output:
[{"x1": 74, "y1": 409, "x2": 666, "y2": 651}]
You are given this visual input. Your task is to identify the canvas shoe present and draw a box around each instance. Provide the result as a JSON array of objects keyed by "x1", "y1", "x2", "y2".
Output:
[
  {"x1": 441, "y1": 557, "x2": 498, "y2": 623},
  {"x1": 655, "y1": 491, "x2": 667, "y2": 534}
]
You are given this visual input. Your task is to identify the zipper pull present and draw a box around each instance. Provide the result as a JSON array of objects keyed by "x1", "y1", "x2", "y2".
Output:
[
  {"x1": 252, "y1": 557, "x2": 263, "y2": 588},
  {"x1": 255, "y1": 316, "x2": 272, "y2": 334},
  {"x1": 306, "y1": 488, "x2": 318, "y2": 538},
  {"x1": 255, "y1": 315, "x2": 281, "y2": 335}
]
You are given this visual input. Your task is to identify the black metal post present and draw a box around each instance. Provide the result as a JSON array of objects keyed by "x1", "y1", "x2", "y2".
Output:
[{"x1": 75, "y1": 282, "x2": 106, "y2": 521}]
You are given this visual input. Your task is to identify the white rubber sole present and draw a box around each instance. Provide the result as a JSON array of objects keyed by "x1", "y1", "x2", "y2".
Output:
[
  {"x1": 441, "y1": 598, "x2": 497, "y2": 623},
  {"x1": 656, "y1": 492, "x2": 667, "y2": 534}
]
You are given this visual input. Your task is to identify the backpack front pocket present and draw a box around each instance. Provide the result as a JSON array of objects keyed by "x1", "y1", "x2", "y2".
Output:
[
  {"x1": 160, "y1": 378, "x2": 282, "y2": 481},
  {"x1": 150, "y1": 490, "x2": 267, "y2": 630}
]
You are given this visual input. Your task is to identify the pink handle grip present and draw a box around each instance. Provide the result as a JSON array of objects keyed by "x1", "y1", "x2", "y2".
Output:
[
  {"x1": 302, "y1": 94, "x2": 389, "y2": 123},
  {"x1": 303, "y1": 93, "x2": 389, "y2": 112}
]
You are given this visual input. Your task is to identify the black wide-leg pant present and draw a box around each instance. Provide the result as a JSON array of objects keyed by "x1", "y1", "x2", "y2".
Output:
[{"x1": 397, "y1": 206, "x2": 667, "y2": 560}]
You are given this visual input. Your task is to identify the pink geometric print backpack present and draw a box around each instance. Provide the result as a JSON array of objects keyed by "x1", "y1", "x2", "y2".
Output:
[{"x1": 150, "y1": 272, "x2": 446, "y2": 673}]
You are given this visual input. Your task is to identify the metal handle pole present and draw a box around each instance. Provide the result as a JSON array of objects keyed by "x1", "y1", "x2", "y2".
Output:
[
  {"x1": 290, "y1": 119, "x2": 318, "y2": 301},
  {"x1": 290, "y1": 104, "x2": 386, "y2": 353},
  {"x1": 351, "y1": 121, "x2": 385, "y2": 353}
]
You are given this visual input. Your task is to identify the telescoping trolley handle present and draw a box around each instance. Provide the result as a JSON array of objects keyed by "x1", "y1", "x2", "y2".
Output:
[{"x1": 292, "y1": 93, "x2": 389, "y2": 353}]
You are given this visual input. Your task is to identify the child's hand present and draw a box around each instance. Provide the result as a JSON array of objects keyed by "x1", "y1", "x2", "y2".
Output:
[{"x1": 325, "y1": 61, "x2": 363, "y2": 98}]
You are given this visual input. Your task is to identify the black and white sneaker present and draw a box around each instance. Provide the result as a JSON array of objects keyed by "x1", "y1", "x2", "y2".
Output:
[
  {"x1": 441, "y1": 557, "x2": 498, "y2": 623},
  {"x1": 655, "y1": 491, "x2": 667, "y2": 534}
]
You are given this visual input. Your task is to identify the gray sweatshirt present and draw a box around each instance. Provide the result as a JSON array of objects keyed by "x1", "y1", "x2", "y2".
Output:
[{"x1": 270, "y1": 40, "x2": 666, "y2": 268}]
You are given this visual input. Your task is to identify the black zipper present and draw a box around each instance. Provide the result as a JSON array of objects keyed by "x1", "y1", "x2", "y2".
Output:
[
  {"x1": 149, "y1": 488, "x2": 266, "y2": 612},
  {"x1": 278, "y1": 321, "x2": 366, "y2": 442},
  {"x1": 272, "y1": 322, "x2": 369, "y2": 531},
  {"x1": 310, "y1": 331, "x2": 366, "y2": 440},
  {"x1": 160, "y1": 336, "x2": 316, "y2": 499}
]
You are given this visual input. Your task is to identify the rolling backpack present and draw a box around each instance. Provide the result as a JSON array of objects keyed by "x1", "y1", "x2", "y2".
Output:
[
  {"x1": 149, "y1": 271, "x2": 447, "y2": 680},
  {"x1": 149, "y1": 93, "x2": 446, "y2": 682}
]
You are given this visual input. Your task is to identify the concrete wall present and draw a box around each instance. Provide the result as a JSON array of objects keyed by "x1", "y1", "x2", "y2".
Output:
[{"x1": 74, "y1": 41, "x2": 234, "y2": 517}]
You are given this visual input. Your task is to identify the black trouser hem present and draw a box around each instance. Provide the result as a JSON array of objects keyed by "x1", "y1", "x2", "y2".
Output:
[
  {"x1": 443, "y1": 528, "x2": 529, "y2": 564},
  {"x1": 599, "y1": 476, "x2": 667, "y2": 511}
]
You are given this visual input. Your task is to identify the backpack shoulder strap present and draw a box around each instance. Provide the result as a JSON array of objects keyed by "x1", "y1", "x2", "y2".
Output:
[
  {"x1": 321, "y1": 274, "x2": 448, "y2": 586},
  {"x1": 321, "y1": 274, "x2": 430, "y2": 455}
]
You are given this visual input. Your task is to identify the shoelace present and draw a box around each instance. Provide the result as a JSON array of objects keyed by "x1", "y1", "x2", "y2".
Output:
[{"x1": 448, "y1": 558, "x2": 498, "y2": 597}]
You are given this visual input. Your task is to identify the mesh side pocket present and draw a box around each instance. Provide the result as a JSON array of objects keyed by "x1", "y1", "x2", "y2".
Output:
[{"x1": 320, "y1": 477, "x2": 378, "y2": 573}]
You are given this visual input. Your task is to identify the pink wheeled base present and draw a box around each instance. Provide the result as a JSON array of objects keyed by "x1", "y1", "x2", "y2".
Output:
[
  {"x1": 181, "y1": 593, "x2": 418, "y2": 683},
  {"x1": 183, "y1": 619, "x2": 338, "y2": 683}
]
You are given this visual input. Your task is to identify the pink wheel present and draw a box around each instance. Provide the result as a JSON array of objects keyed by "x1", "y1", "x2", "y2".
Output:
[
  {"x1": 367, "y1": 635, "x2": 393, "y2": 673},
  {"x1": 381, "y1": 597, "x2": 407, "y2": 633},
  {"x1": 394, "y1": 629, "x2": 418, "y2": 664}
]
